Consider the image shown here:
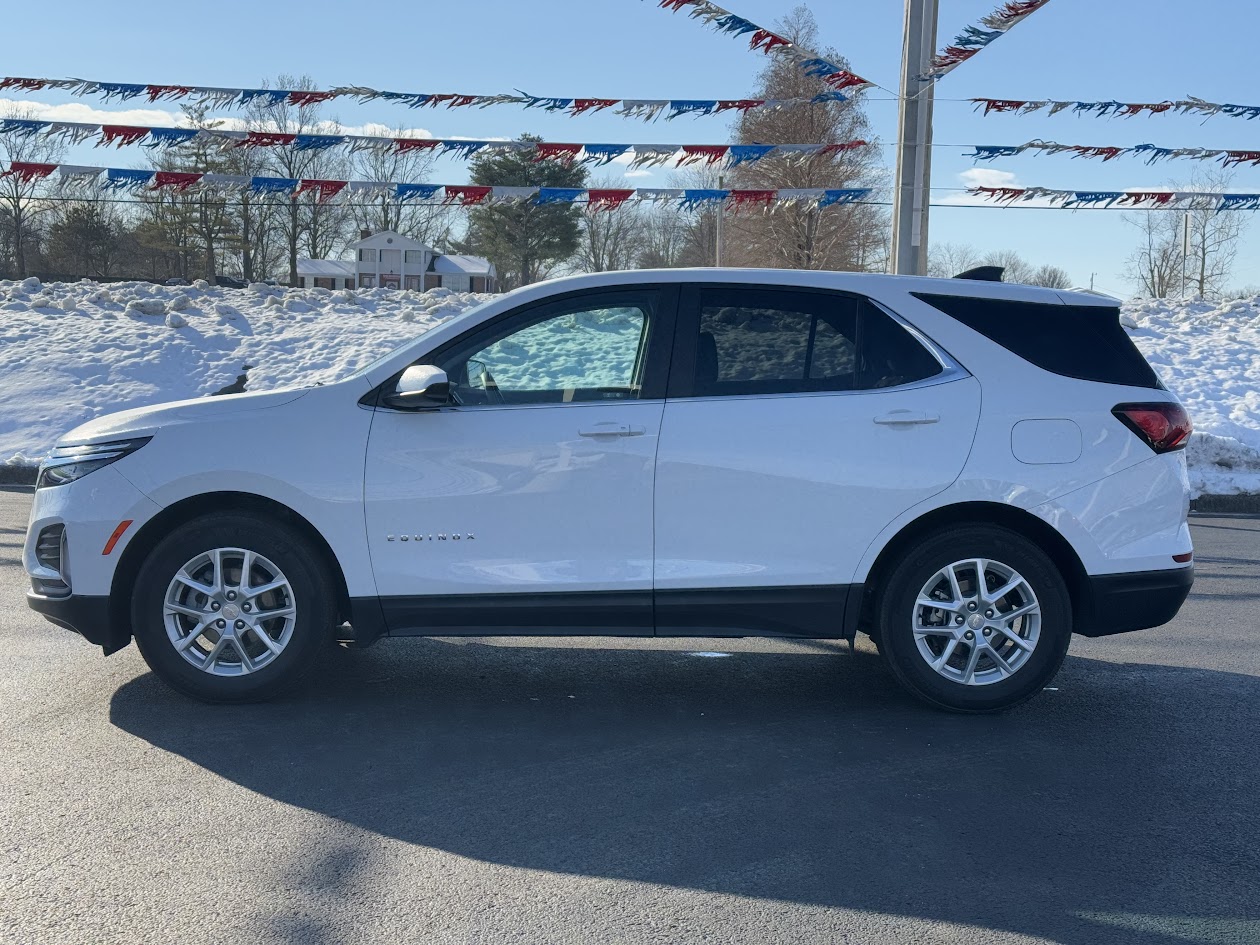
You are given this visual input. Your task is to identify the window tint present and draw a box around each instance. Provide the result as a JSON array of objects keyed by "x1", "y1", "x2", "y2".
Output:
[
  {"x1": 438, "y1": 293, "x2": 655, "y2": 406},
  {"x1": 912, "y1": 293, "x2": 1162, "y2": 389},
  {"x1": 689, "y1": 288, "x2": 942, "y2": 397}
]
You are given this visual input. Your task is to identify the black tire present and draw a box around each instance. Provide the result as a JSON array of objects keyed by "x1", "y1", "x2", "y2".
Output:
[
  {"x1": 130, "y1": 513, "x2": 336, "y2": 703},
  {"x1": 875, "y1": 525, "x2": 1072, "y2": 713}
]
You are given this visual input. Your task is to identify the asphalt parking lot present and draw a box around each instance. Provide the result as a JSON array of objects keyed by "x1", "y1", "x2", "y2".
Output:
[{"x1": 1, "y1": 485, "x2": 1257, "y2": 945}]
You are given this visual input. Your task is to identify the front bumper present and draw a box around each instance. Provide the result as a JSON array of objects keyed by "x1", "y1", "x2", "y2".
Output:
[
  {"x1": 1075, "y1": 566, "x2": 1194, "y2": 637},
  {"x1": 27, "y1": 592, "x2": 129, "y2": 655}
]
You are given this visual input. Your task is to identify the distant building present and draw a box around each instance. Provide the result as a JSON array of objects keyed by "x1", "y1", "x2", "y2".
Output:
[{"x1": 296, "y1": 230, "x2": 497, "y2": 292}]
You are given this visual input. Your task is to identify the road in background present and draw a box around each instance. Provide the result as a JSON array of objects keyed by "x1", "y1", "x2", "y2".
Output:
[{"x1": 1, "y1": 486, "x2": 1257, "y2": 945}]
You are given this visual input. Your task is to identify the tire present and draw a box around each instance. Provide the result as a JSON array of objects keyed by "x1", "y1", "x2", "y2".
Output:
[
  {"x1": 875, "y1": 525, "x2": 1072, "y2": 713},
  {"x1": 130, "y1": 512, "x2": 336, "y2": 703}
]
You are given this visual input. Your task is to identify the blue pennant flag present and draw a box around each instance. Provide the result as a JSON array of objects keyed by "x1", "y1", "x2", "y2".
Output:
[
  {"x1": 810, "y1": 90, "x2": 850, "y2": 104},
  {"x1": 728, "y1": 145, "x2": 776, "y2": 167},
  {"x1": 1067, "y1": 191, "x2": 1125, "y2": 207},
  {"x1": 378, "y1": 91, "x2": 432, "y2": 108},
  {"x1": 250, "y1": 176, "x2": 298, "y2": 194},
  {"x1": 536, "y1": 188, "x2": 585, "y2": 205},
  {"x1": 967, "y1": 145, "x2": 1025, "y2": 161},
  {"x1": 800, "y1": 58, "x2": 845, "y2": 78},
  {"x1": 239, "y1": 89, "x2": 289, "y2": 108},
  {"x1": 96, "y1": 83, "x2": 146, "y2": 101},
  {"x1": 0, "y1": 119, "x2": 48, "y2": 137},
  {"x1": 581, "y1": 144, "x2": 630, "y2": 166},
  {"x1": 1132, "y1": 144, "x2": 1175, "y2": 164},
  {"x1": 667, "y1": 101, "x2": 719, "y2": 120},
  {"x1": 441, "y1": 140, "x2": 488, "y2": 159},
  {"x1": 1221, "y1": 103, "x2": 1260, "y2": 120},
  {"x1": 144, "y1": 128, "x2": 199, "y2": 148},
  {"x1": 396, "y1": 183, "x2": 441, "y2": 202},
  {"x1": 294, "y1": 135, "x2": 343, "y2": 151},
  {"x1": 679, "y1": 189, "x2": 730, "y2": 211},
  {"x1": 712, "y1": 14, "x2": 758, "y2": 36},
  {"x1": 954, "y1": 25, "x2": 1003, "y2": 48},
  {"x1": 1218, "y1": 193, "x2": 1260, "y2": 211},
  {"x1": 103, "y1": 168, "x2": 155, "y2": 189},
  {"x1": 521, "y1": 94, "x2": 574, "y2": 112},
  {"x1": 819, "y1": 188, "x2": 870, "y2": 208}
]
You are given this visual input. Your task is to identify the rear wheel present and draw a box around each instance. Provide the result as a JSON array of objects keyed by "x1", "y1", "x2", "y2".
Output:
[
  {"x1": 875, "y1": 525, "x2": 1072, "y2": 712},
  {"x1": 131, "y1": 513, "x2": 335, "y2": 703}
]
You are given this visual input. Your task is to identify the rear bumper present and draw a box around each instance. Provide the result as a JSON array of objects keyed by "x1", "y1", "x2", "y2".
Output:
[
  {"x1": 1075, "y1": 566, "x2": 1194, "y2": 637},
  {"x1": 26, "y1": 592, "x2": 130, "y2": 655}
]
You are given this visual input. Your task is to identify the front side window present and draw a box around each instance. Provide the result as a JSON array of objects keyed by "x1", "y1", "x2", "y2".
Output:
[
  {"x1": 689, "y1": 288, "x2": 942, "y2": 397},
  {"x1": 437, "y1": 291, "x2": 657, "y2": 406},
  {"x1": 358, "y1": 248, "x2": 376, "y2": 263}
]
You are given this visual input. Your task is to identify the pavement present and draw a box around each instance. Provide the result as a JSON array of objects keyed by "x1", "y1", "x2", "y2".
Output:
[{"x1": 1, "y1": 484, "x2": 1257, "y2": 945}]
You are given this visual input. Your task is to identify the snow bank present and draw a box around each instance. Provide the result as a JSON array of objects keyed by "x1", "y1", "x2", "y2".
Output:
[{"x1": 1, "y1": 280, "x2": 1258, "y2": 496}]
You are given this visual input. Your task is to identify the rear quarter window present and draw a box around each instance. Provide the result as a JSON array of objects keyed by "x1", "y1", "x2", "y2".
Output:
[{"x1": 911, "y1": 293, "x2": 1162, "y2": 390}]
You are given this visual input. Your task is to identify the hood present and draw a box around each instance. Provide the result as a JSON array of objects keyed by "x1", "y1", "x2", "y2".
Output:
[{"x1": 59, "y1": 387, "x2": 313, "y2": 447}]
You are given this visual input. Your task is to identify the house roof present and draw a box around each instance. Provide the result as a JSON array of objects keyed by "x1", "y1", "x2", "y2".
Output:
[
  {"x1": 352, "y1": 229, "x2": 432, "y2": 251},
  {"x1": 430, "y1": 254, "x2": 495, "y2": 275},
  {"x1": 296, "y1": 259, "x2": 356, "y2": 277}
]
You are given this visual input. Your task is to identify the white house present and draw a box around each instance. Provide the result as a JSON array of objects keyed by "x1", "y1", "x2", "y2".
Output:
[{"x1": 297, "y1": 230, "x2": 497, "y2": 293}]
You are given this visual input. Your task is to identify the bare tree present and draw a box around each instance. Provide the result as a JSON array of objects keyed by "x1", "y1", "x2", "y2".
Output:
[
  {"x1": 927, "y1": 241, "x2": 981, "y2": 278},
  {"x1": 725, "y1": 5, "x2": 888, "y2": 272},
  {"x1": 1030, "y1": 264, "x2": 1072, "y2": 289},
  {"x1": 637, "y1": 206, "x2": 689, "y2": 268},
  {"x1": 351, "y1": 134, "x2": 451, "y2": 247},
  {"x1": 574, "y1": 177, "x2": 648, "y2": 272},
  {"x1": 1185, "y1": 168, "x2": 1246, "y2": 297},
  {"x1": 0, "y1": 105, "x2": 67, "y2": 277}
]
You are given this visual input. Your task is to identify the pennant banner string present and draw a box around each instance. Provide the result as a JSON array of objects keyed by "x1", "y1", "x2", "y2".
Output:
[
  {"x1": 0, "y1": 160, "x2": 872, "y2": 211},
  {"x1": 0, "y1": 75, "x2": 856, "y2": 120},
  {"x1": 922, "y1": 0, "x2": 1052, "y2": 82},
  {"x1": 967, "y1": 185, "x2": 1260, "y2": 211},
  {"x1": 970, "y1": 96, "x2": 1260, "y2": 120},
  {"x1": 965, "y1": 139, "x2": 1260, "y2": 166},
  {"x1": 648, "y1": 0, "x2": 883, "y2": 95},
  {"x1": 0, "y1": 117, "x2": 868, "y2": 168}
]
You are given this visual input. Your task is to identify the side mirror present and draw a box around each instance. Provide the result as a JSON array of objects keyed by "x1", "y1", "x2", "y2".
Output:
[{"x1": 384, "y1": 364, "x2": 450, "y2": 409}]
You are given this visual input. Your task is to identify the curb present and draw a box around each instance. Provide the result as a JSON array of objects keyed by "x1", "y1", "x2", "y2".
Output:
[{"x1": 3, "y1": 463, "x2": 1259, "y2": 512}]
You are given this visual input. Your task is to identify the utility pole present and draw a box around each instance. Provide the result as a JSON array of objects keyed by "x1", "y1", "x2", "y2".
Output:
[
  {"x1": 715, "y1": 172, "x2": 724, "y2": 267},
  {"x1": 1180, "y1": 210, "x2": 1191, "y2": 298},
  {"x1": 891, "y1": 0, "x2": 939, "y2": 275}
]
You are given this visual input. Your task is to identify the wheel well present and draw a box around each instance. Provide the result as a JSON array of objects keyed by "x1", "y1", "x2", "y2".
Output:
[
  {"x1": 110, "y1": 492, "x2": 352, "y2": 636},
  {"x1": 855, "y1": 502, "x2": 1089, "y2": 637}
]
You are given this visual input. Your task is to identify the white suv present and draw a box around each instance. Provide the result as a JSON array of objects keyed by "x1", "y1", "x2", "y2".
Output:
[{"x1": 23, "y1": 270, "x2": 1194, "y2": 711}]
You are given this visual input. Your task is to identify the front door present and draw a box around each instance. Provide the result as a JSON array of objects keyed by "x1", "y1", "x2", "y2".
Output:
[
  {"x1": 363, "y1": 286, "x2": 676, "y2": 635},
  {"x1": 653, "y1": 285, "x2": 981, "y2": 637}
]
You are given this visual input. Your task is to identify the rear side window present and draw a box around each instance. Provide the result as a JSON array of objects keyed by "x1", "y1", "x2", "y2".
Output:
[
  {"x1": 912, "y1": 293, "x2": 1162, "y2": 389},
  {"x1": 689, "y1": 288, "x2": 942, "y2": 397}
]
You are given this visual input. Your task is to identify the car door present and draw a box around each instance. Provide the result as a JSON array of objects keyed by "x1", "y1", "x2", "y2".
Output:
[
  {"x1": 363, "y1": 286, "x2": 676, "y2": 635},
  {"x1": 653, "y1": 284, "x2": 981, "y2": 637}
]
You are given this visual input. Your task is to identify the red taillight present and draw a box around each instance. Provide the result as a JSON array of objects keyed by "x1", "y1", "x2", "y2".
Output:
[{"x1": 1112, "y1": 402, "x2": 1192, "y2": 453}]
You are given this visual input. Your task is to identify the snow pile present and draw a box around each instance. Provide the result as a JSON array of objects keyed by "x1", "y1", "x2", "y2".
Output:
[
  {"x1": 0, "y1": 279, "x2": 489, "y2": 467},
  {"x1": 1126, "y1": 296, "x2": 1260, "y2": 496},
  {"x1": 1, "y1": 279, "x2": 1258, "y2": 496}
]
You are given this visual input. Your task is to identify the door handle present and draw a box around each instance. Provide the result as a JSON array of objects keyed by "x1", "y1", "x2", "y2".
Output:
[
  {"x1": 578, "y1": 423, "x2": 645, "y2": 437},
  {"x1": 874, "y1": 411, "x2": 940, "y2": 426}
]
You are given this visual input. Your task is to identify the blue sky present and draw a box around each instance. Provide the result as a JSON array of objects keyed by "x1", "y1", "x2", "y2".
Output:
[{"x1": 4, "y1": 0, "x2": 1258, "y2": 294}]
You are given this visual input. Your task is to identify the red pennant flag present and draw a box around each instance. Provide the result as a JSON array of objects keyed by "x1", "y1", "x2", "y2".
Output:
[
  {"x1": 750, "y1": 30, "x2": 792, "y2": 54},
  {"x1": 240, "y1": 132, "x2": 297, "y2": 148},
  {"x1": 1223, "y1": 150, "x2": 1260, "y2": 167},
  {"x1": 99, "y1": 125, "x2": 152, "y2": 148},
  {"x1": 146, "y1": 85, "x2": 193, "y2": 102},
  {"x1": 444, "y1": 185, "x2": 492, "y2": 206},
  {"x1": 819, "y1": 141, "x2": 869, "y2": 157},
  {"x1": 821, "y1": 70, "x2": 873, "y2": 91},
  {"x1": 1, "y1": 161, "x2": 57, "y2": 183},
  {"x1": 729, "y1": 189, "x2": 777, "y2": 209},
  {"x1": 1122, "y1": 192, "x2": 1176, "y2": 206},
  {"x1": 933, "y1": 47, "x2": 982, "y2": 69},
  {"x1": 716, "y1": 100, "x2": 767, "y2": 114},
  {"x1": 0, "y1": 77, "x2": 48, "y2": 91},
  {"x1": 394, "y1": 138, "x2": 441, "y2": 154},
  {"x1": 975, "y1": 186, "x2": 1028, "y2": 203},
  {"x1": 288, "y1": 90, "x2": 337, "y2": 107},
  {"x1": 974, "y1": 98, "x2": 1029, "y2": 115},
  {"x1": 444, "y1": 95, "x2": 479, "y2": 108},
  {"x1": 297, "y1": 179, "x2": 348, "y2": 203},
  {"x1": 677, "y1": 145, "x2": 729, "y2": 167},
  {"x1": 534, "y1": 143, "x2": 583, "y2": 165},
  {"x1": 424, "y1": 94, "x2": 459, "y2": 109},
  {"x1": 1070, "y1": 145, "x2": 1126, "y2": 162},
  {"x1": 152, "y1": 171, "x2": 204, "y2": 191},
  {"x1": 572, "y1": 99, "x2": 619, "y2": 115},
  {"x1": 587, "y1": 189, "x2": 635, "y2": 210},
  {"x1": 658, "y1": 0, "x2": 694, "y2": 10}
]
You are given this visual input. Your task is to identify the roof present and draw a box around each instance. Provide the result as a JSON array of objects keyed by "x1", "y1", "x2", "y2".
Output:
[
  {"x1": 296, "y1": 259, "x2": 355, "y2": 277},
  {"x1": 352, "y1": 229, "x2": 431, "y2": 251},
  {"x1": 431, "y1": 254, "x2": 495, "y2": 275}
]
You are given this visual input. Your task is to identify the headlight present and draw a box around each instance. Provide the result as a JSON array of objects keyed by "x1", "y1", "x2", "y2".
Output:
[{"x1": 36, "y1": 437, "x2": 152, "y2": 489}]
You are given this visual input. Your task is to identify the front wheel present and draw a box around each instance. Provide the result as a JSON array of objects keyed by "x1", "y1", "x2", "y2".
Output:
[
  {"x1": 875, "y1": 525, "x2": 1072, "y2": 713},
  {"x1": 130, "y1": 513, "x2": 336, "y2": 703}
]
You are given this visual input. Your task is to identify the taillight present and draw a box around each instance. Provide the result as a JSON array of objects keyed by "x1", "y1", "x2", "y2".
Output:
[{"x1": 1112, "y1": 402, "x2": 1192, "y2": 453}]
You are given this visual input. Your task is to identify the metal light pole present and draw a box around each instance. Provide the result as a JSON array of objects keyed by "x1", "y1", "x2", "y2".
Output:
[{"x1": 891, "y1": 0, "x2": 940, "y2": 275}]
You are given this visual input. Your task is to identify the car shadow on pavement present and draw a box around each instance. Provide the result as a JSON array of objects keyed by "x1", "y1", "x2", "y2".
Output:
[{"x1": 110, "y1": 640, "x2": 1259, "y2": 945}]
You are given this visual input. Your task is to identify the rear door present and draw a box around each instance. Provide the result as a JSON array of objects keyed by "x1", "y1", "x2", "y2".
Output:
[{"x1": 653, "y1": 284, "x2": 981, "y2": 636}]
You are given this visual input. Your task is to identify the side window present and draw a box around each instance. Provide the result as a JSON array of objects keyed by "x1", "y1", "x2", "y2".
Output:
[
  {"x1": 437, "y1": 292, "x2": 657, "y2": 406},
  {"x1": 689, "y1": 288, "x2": 941, "y2": 397}
]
